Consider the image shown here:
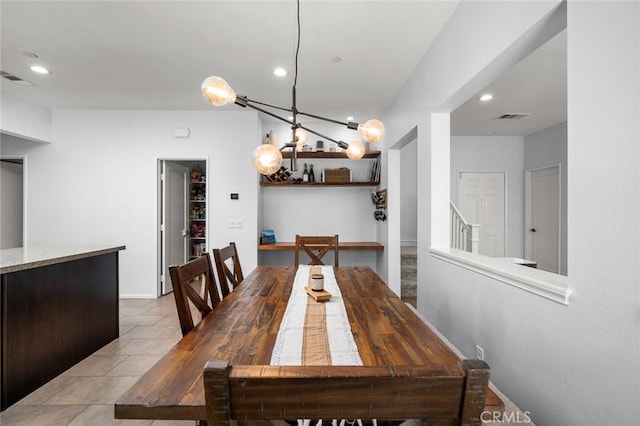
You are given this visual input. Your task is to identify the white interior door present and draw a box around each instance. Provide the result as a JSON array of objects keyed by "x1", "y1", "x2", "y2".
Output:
[
  {"x1": 457, "y1": 172, "x2": 506, "y2": 257},
  {"x1": 525, "y1": 165, "x2": 560, "y2": 273},
  {"x1": 160, "y1": 161, "x2": 189, "y2": 295}
]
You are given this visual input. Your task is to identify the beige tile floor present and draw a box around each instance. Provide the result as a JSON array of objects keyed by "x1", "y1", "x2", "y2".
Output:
[
  {"x1": 1, "y1": 293, "x2": 531, "y2": 426},
  {"x1": 0, "y1": 295, "x2": 193, "y2": 426}
]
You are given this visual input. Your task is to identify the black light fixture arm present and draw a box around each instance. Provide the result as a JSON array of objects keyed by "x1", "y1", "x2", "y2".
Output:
[
  {"x1": 236, "y1": 95, "x2": 350, "y2": 151},
  {"x1": 236, "y1": 96, "x2": 294, "y2": 127},
  {"x1": 296, "y1": 111, "x2": 361, "y2": 132},
  {"x1": 244, "y1": 97, "x2": 292, "y2": 113}
]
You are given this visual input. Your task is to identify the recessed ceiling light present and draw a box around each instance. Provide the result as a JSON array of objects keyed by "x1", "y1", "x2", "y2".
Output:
[
  {"x1": 273, "y1": 67, "x2": 288, "y2": 77},
  {"x1": 30, "y1": 65, "x2": 51, "y2": 75},
  {"x1": 332, "y1": 56, "x2": 342, "y2": 63},
  {"x1": 478, "y1": 93, "x2": 493, "y2": 102},
  {"x1": 347, "y1": 116, "x2": 354, "y2": 121}
]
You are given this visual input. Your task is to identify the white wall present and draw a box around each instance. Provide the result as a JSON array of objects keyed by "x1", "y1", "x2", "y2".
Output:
[
  {"x1": 0, "y1": 158, "x2": 23, "y2": 248},
  {"x1": 383, "y1": 1, "x2": 640, "y2": 424},
  {"x1": 450, "y1": 136, "x2": 524, "y2": 257},
  {"x1": 0, "y1": 91, "x2": 52, "y2": 143},
  {"x1": 259, "y1": 121, "x2": 380, "y2": 269},
  {"x1": 0, "y1": 109, "x2": 261, "y2": 298},
  {"x1": 524, "y1": 122, "x2": 567, "y2": 274},
  {"x1": 400, "y1": 139, "x2": 417, "y2": 246}
]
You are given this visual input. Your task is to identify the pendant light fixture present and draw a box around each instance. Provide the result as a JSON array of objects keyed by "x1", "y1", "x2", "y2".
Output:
[{"x1": 201, "y1": 0, "x2": 385, "y2": 174}]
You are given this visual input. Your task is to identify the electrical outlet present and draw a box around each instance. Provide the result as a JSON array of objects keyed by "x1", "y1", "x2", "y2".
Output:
[
  {"x1": 475, "y1": 345, "x2": 485, "y2": 360},
  {"x1": 227, "y1": 219, "x2": 243, "y2": 228}
]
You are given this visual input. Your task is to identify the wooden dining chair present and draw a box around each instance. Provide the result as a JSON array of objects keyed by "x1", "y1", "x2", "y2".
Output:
[
  {"x1": 203, "y1": 359, "x2": 490, "y2": 425},
  {"x1": 212, "y1": 242, "x2": 244, "y2": 299},
  {"x1": 294, "y1": 234, "x2": 339, "y2": 267},
  {"x1": 169, "y1": 253, "x2": 221, "y2": 337}
]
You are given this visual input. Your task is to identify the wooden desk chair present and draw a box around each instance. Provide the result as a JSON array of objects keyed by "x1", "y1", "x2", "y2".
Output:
[
  {"x1": 169, "y1": 253, "x2": 221, "y2": 337},
  {"x1": 212, "y1": 242, "x2": 244, "y2": 299},
  {"x1": 294, "y1": 234, "x2": 339, "y2": 267},
  {"x1": 203, "y1": 359, "x2": 490, "y2": 425}
]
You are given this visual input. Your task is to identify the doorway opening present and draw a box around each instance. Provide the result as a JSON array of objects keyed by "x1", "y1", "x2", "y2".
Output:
[
  {"x1": 525, "y1": 164, "x2": 560, "y2": 273},
  {"x1": 158, "y1": 159, "x2": 208, "y2": 296},
  {"x1": 1, "y1": 156, "x2": 25, "y2": 249},
  {"x1": 387, "y1": 126, "x2": 418, "y2": 304},
  {"x1": 400, "y1": 139, "x2": 418, "y2": 308}
]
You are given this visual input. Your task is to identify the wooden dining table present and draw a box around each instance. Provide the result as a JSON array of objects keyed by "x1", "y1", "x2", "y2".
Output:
[{"x1": 115, "y1": 266, "x2": 502, "y2": 423}]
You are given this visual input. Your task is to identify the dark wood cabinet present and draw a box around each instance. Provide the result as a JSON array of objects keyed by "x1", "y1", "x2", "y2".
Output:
[{"x1": 1, "y1": 251, "x2": 120, "y2": 410}]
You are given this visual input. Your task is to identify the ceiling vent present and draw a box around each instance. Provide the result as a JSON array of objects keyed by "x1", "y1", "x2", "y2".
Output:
[
  {"x1": 0, "y1": 70, "x2": 34, "y2": 86},
  {"x1": 495, "y1": 113, "x2": 531, "y2": 120}
]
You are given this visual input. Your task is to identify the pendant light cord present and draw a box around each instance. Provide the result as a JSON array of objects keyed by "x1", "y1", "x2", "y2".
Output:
[{"x1": 294, "y1": 0, "x2": 300, "y2": 89}]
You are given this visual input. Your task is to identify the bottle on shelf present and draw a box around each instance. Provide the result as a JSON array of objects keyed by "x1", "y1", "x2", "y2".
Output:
[
  {"x1": 309, "y1": 164, "x2": 315, "y2": 182},
  {"x1": 302, "y1": 163, "x2": 309, "y2": 182}
]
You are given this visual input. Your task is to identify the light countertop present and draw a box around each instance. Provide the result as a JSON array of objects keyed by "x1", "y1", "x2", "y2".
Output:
[{"x1": 0, "y1": 245, "x2": 126, "y2": 274}]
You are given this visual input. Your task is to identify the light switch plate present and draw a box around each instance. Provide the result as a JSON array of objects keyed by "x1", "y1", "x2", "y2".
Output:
[{"x1": 227, "y1": 219, "x2": 243, "y2": 228}]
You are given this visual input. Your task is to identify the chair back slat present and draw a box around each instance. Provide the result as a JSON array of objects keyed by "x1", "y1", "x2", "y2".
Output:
[
  {"x1": 213, "y1": 242, "x2": 244, "y2": 298},
  {"x1": 169, "y1": 253, "x2": 221, "y2": 336},
  {"x1": 294, "y1": 234, "x2": 339, "y2": 267}
]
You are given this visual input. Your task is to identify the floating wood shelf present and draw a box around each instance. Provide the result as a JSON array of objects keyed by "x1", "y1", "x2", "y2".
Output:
[
  {"x1": 281, "y1": 151, "x2": 381, "y2": 159},
  {"x1": 260, "y1": 181, "x2": 379, "y2": 187},
  {"x1": 258, "y1": 242, "x2": 384, "y2": 251}
]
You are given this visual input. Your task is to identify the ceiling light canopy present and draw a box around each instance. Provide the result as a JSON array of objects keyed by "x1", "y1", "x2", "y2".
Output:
[{"x1": 200, "y1": 0, "x2": 384, "y2": 174}]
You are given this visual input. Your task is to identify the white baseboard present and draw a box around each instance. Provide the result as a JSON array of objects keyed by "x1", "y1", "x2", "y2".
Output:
[{"x1": 119, "y1": 294, "x2": 156, "y2": 299}]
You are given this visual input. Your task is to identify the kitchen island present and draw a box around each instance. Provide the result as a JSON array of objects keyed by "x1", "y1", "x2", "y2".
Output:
[{"x1": 0, "y1": 245, "x2": 125, "y2": 410}]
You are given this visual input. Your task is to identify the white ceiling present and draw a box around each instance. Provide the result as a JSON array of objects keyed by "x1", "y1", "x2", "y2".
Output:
[
  {"x1": 1, "y1": 1, "x2": 566, "y2": 136},
  {"x1": 0, "y1": 0, "x2": 459, "y2": 124},
  {"x1": 451, "y1": 30, "x2": 567, "y2": 136}
]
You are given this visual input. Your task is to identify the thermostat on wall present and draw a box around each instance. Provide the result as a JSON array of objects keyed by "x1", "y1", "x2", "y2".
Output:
[{"x1": 173, "y1": 127, "x2": 190, "y2": 138}]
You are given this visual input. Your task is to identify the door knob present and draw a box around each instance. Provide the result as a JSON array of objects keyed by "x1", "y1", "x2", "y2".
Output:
[
  {"x1": 181, "y1": 229, "x2": 189, "y2": 237},
  {"x1": 529, "y1": 228, "x2": 537, "y2": 232}
]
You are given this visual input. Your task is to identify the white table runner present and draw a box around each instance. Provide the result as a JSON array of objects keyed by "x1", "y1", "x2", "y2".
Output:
[{"x1": 270, "y1": 265, "x2": 362, "y2": 366}]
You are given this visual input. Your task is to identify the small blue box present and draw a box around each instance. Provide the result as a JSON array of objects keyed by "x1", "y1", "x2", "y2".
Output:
[{"x1": 261, "y1": 229, "x2": 276, "y2": 244}]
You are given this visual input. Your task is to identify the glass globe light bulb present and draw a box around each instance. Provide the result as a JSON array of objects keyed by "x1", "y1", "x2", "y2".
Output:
[
  {"x1": 358, "y1": 119, "x2": 385, "y2": 143},
  {"x1": 294, "y1": 128, "x2": 308, "y2": 147},
  {"x1": 253, "y1": 144, "x2": 282, "y2": 175},
  {"x1": 201, "y1": 76, "x2": 237, "y2": 106},
  {"x1": 346, "y1": 140, "x2": 366, "y2": 160}
]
